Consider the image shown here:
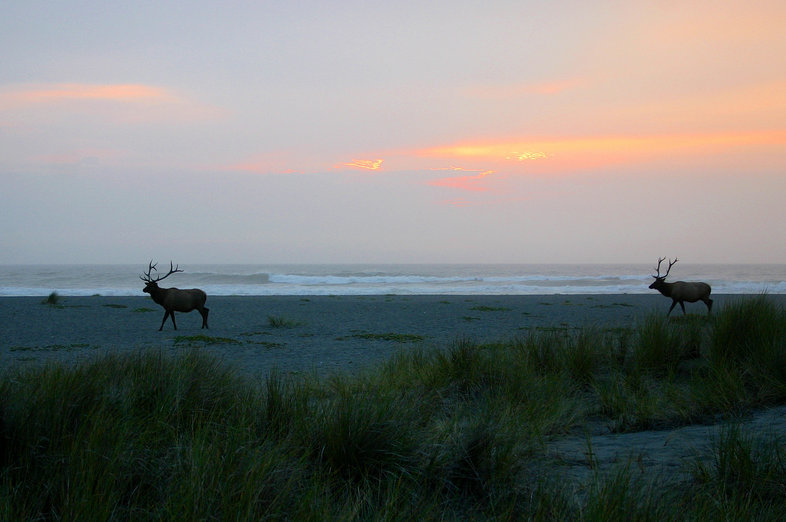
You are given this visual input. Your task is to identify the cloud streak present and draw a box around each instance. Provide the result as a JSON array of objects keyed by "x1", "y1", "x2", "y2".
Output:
[
  {"x1": 0, "y1": 83, "x2": 176, "y2": 108},
  {"x1": 342, "y1": 159, "x2": 384, "y2": 170}
]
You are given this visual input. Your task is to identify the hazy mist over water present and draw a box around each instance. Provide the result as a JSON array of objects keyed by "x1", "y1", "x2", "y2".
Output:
[{"x1": 1, "y1": 264, "x2": 784, "y2": 297}]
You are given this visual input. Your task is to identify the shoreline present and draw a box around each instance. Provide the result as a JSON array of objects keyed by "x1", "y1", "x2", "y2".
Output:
[{"x1": 3, "y1": 294, "x2": 783, "y2": 378}]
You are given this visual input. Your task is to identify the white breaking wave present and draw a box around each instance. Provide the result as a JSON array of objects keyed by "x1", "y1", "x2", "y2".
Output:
[{"x1": 0, "y1": 264, "x2": 783, "y2": 296}]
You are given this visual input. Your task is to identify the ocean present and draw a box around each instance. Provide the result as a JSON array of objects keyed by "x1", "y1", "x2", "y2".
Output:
[{"x1": 0, "y1": 264, "x2": 784, "y2": 297}]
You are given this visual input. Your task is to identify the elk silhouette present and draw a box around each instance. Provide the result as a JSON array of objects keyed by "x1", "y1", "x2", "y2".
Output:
[
  {"x1": 140, "y1": 261, "x2": 209, "y2": 330},
  {"x1": 648, "y1": 257, "x2": 712, "y2": 316}
]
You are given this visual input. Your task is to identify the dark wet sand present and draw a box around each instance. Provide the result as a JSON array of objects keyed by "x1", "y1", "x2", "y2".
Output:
[{"x1": 3, "y1": 294, "x2": 779, "y2": 379}]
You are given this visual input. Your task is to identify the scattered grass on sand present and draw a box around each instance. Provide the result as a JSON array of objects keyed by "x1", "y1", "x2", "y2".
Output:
[
  {"x1": 267, "y1": 315, "x2": 305, "y2": 328},
  {"x1": 341, "y1": 332, "x2": 426, "y2": 343},
  {"x1": 1, "y1": 296, "x2": 784, "y2": 519},
  {"x1": 470, "y1": 305, "x2": 512, "y2": 312},
  {"x1": 173, "y1": 334, "x2": 242, "y2": 346}
]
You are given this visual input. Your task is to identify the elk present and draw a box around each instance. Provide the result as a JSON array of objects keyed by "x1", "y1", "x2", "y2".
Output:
[
  {"x1": 648, "y1": 257, "x2": 712, "y2": 316},
  {"x1": 140, "y1": 261, "x2": 209, "y2": 330}
]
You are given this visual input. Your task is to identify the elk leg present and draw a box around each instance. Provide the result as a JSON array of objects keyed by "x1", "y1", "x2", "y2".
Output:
[
  {"x1": 667, "y1": 300, "x2": 678, "y2": 316},
  {"x1": 679, "y1": 301, "x2": 686, "y2": 315},
  {"x1": 704, "y1": 298, "x2": 713, "y2": 314},
  {"x1": 170, "y1": 312, "x2": 177, "y2": 330},
  {"x1": 200, "y1": 307, "x2": 210, "y2": 329},
  {"x1": 159, "y1": 310, "x2": 170, "y2": 331}
]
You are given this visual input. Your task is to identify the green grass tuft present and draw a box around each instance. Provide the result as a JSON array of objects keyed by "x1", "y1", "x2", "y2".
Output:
[
  {"x1": 40, "y1": 291, "x2": 61, "y2": 306},
  {"x1": 267, "y1": 315, "x2": 305, "y2": 328}
]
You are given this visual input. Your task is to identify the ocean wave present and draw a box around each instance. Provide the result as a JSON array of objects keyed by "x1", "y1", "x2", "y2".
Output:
[
  {"x1": 0, "y1": 264, "x2": 783, "y2": 296},
  {"x1": 266, "y1": 273, "x2": 650, "y2": 286}
]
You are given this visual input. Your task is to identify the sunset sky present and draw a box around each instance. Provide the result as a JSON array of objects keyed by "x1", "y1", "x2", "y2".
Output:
[{"x1": 1, "y1": 1, "x2": 784, "y2": 264}]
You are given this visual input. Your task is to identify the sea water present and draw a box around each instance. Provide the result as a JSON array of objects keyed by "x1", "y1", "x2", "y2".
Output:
[{"x1": 0, "y1": 264, "x2": 784, "y2": 296}]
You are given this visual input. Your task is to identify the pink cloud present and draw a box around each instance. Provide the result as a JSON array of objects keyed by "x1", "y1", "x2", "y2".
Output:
[{"x1": 341, "y1": 159, "x2": 384, "y2": 170}]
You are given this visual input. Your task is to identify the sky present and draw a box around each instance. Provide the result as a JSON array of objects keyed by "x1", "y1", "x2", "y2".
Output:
[{"x1": 1, "y1": 1, "x2": 784, "y2": 265}]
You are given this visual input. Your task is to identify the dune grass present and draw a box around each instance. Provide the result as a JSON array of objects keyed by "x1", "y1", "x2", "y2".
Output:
[
  {"x1": 40, "y1": 291, "x2": 61, "y2": 307},
  {"x1": 1, "y1": 296, "x2": 784, "y2": 519},
  {"x1": 267, "y1": 315, "x2": 305, "y2": 328}
]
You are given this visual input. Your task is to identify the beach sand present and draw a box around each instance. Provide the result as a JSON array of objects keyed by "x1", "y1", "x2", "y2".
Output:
[
  {"x1": 3, "y1": 293, "x2": 786, "y2": 487},
  {"x1": 3, "y1": 293, "x2": 781, "y2": 378}
]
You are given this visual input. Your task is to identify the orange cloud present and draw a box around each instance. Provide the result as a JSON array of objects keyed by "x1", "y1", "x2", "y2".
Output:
[
  {"x1": 0, "y1": 83, "x2": 222, "y2": 127},
  {"x1": 421, "y1": 130, "x2": 786, "y2": 173},
  {"x1": 342, "y1": 159, "x2": 384, "y2": 170},
  {"x1": 0, "y1": 83, "x2": 176, "y2": 108}
]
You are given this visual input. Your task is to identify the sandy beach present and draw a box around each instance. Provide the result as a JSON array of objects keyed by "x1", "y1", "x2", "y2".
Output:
[{"x1": 3, "y1": 293, "x2": 781, "y2": 379}]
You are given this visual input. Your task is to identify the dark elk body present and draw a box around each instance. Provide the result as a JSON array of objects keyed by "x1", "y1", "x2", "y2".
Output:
[
  {"x1": 141, "y1": 261, "x2": 209, "y2": 330},
  {"x1": 648, "y1": 257, "x2": 712, "y2": 316}
]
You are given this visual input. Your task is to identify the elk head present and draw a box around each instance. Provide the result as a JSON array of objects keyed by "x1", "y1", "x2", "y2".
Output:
[{"x1": 648, "y1": 257, "x2": 677, "y2": 291}]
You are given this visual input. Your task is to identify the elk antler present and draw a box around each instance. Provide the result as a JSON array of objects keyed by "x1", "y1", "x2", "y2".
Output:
[
  {"x1": 140, "y1": 260, "x2": 183, "y2": 283},
  {"x1": 664, "y1": 258, "x2": 678, "y2": 278},
  {"x1": 653, "y1": 257, "x2": 678, "y2": 279}
]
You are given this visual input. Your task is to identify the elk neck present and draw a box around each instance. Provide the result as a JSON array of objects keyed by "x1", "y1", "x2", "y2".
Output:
[{"x1": 145, "y1": 283, "x2": 169, "y2": 305}]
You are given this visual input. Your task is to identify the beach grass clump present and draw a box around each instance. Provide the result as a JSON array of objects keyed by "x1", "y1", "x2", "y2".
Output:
[
  {"x1": 0, "y1": 350, "x2": 304, "y2": 520},
  {"x1": 581, "y1": 464, "x2": 675, "y2": 521},
  {"x1": 40, "y1": 291, "x2": 61, "y2": 306},
  {"x1": 267, "y1": 315, "x2": 305, "y2": 328},
  {"x1": 687, "y1": 425, "x2": 786, "y2": 518},
  {"x1": 631, "y1": 315, "x2": 703, "y2": 376},
  {"x1": 707, "y1": 296, "x2": 786, "y2": 403},
  {"x1": 299, "y1": 388, "x2": 419, "y2": 484}
]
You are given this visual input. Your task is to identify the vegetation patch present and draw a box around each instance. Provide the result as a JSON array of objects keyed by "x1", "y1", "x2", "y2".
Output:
[
  {"x1": 10, "y1": 343, "x2": 97, "y2": 352},
  {"x1": 133, "y1": 307, "x2": 156, "y2": 313},
  {"x1": 268, "y1": 315, "x2": 305, "y2": 328},
  {"x1": 344, "y1": 332, "x2": 426, "y2": 343},
  {"x1": 247, "y1": 341, "x2": 285, "y2": 349},
  {"x1": 238, "y1": 331, "x2": 268, "y2": 337},
  {"x1": 40, "y1": 291, "x2": 62, "y2": 307},
  {"x1": 470, "y1": 305, "x2": 512, "y2": 312},
  {"x1": 102, "y1": 303, "x2": 127, "y2": 309},
  {"x1": 173, "y1": 335, "x2": 242, "y2": 346}
]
